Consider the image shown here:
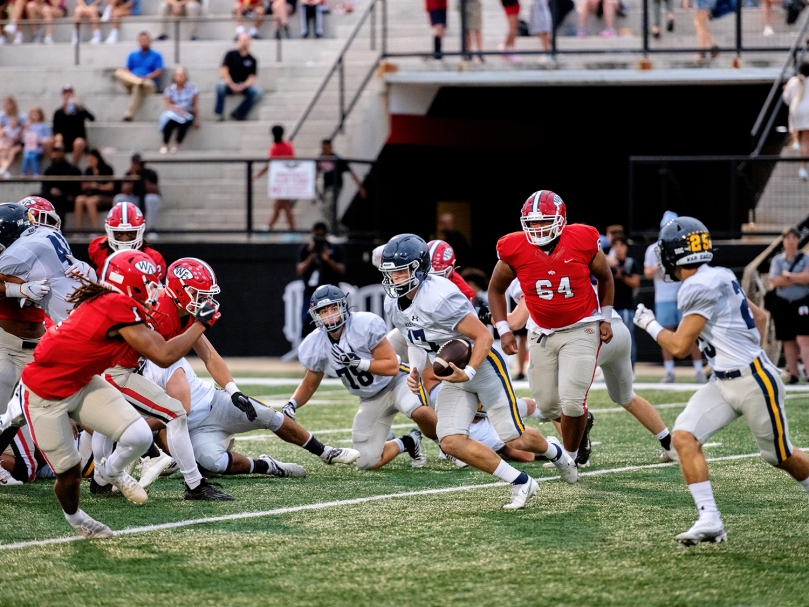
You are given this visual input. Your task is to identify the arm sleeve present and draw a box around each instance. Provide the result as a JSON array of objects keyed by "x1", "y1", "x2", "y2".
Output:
[
  {"x1": 434, "y1": 290, "x2": 476, "y2": 330},
  {"x1": 407, "y1": 345, "x2": 428, "y2": 373},
  {"x1": 677, "y1": 282, "x2": 718, "y2": 320},
  {"x1": 644, "y1": 244, "x2": 657, "y2": 269},
  {"x1": 297, "y1": 335, "x2": 326, "y2": 373}
]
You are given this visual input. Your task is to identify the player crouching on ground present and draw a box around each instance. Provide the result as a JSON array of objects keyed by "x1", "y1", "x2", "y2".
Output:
[
  {"x1": 19, "y1": 250, "x2": 220, "y2": 539},
  {"x1": 635, "y1": 217, "x2": 809, "y2": 546},
  {"x1": 286, "y1": 285, "x2": 438, "y2": 470}
]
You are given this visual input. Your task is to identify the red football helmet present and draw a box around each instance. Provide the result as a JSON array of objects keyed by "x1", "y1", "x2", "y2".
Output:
[
  {"x1": 99, "y1": 249, "x2": 161, "y2": 305},
  {"x1": 427, "y1": 240, "x2": 456, "y2": 278},
  {"x1": 165, "y1": 257, "x2": 220, "y2": 314},
  {"x1": 106, "y1": 202, "x2": 145, "y2": 251},
  {"x1": 520, "y1": 190, "x2": 567, "y2": 246},
  {"x1": 19, "y1": 196, "x2": 61, "y2": 232}
]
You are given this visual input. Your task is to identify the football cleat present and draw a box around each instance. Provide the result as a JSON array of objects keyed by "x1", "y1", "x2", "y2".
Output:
[
  {"x1": 547, "y1": 436, "x2": 578, "y2": 484},
  {"x1": 439, "y1": 450, "x2": 468, "y2": 468},
  {"x1": 259, "y1": 454, "x2": 307, "y2": 478},
  {"x1": 160, "y1": 459, "x2": 179, "y2": 477},
  {"x1": 404, "y1": 428, "x2": 426, "y2": 468},
  {"x1": 575, "y1": 412, "x2": 594, "y2": 468},
  {"x1": 675, "y1": 519, "x2": 727, "y2": 546},
  {"x1": 97, "y1": 459, "x2": 148, "y2": 505},
  {"x1": 71, "y1": 516, "x2": 114, "y2": 539},
  {"x1": 0, "y1": 466, "x2": 22, "y2": 486},
  {"x1": 660, "y1": 448, "x2": 679, "y2": 463},
  {"x1": 503, "y1": 476, "x2": 538, "y2": 510},
  {"x1": 322, "y1": 447, "x2": 360, "y2": 465},
  {"x1": 138, "y1": 451, "x2": 174, "y2": 489},
  {"x1": 184, "y1": 478, "x2": 234, "y2": 501},
  {"x1": 89, "y1": 478, "x2": 116, "y2": 496}
]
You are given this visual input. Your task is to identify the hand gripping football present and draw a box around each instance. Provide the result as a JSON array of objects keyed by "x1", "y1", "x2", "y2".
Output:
[{"x1": 433, "y1": 339, "x2": 473, "y2": 378}]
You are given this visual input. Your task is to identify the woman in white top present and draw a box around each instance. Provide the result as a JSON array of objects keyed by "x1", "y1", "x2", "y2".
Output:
[
  {"x1": 783, "y1": 62, "x2": 809, "y2": 180},
  {"x1": 158, "y1": 66, "x2": 200, "y2": 154}
]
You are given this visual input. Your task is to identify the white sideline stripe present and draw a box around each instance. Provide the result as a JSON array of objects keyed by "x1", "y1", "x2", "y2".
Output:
[{"x1": 0, "y1": 450, "x2": 792, "y2": 552}]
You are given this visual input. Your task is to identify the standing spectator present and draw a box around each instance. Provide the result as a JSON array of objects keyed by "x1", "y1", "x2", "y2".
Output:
[
  {"x1": 607, "y1": 235, "x2": 641, "y2": 368},
  {"x1": 74, "y1": 149, "x2": 115, "y2": 231},
  {"x1": 114, "y1": 32, "x2": 164, "y2": 121},
  {"x1": 104, "y1": 0, "x2": 143, "y2": 43},
  {"x1": 296, "y1": 221, "x2": 346, "y2": 338},
  {"x1": 73, "y1": 0, "x2": 103, "y2": 44},
  {"x1": 52, "y1": 84, "x2": 95, "y2": 167},
  {"x1": 498, "y1": 0, "x2": 520, "y2": 59},
  {"x1": 425, "y1": 0, "x2": 446, "y2": 59},
  {"x1": 158, "y1": 66, "x2": 199, "y2": 154},
  {"x1": 317, "y1": 138, "x2": 366, "y2": 211},
  {"x1": 0, "y1": 112, "x2": 24, "y2": 179},
  {"x1": 651, "y1": 0, "x2": 674, "y2": 38},
  {"x1": 437, "y1": 212, "x2": 471, "y2": 267},
  {"x1": 24, "y1": 0, "x2": 66, "y2": 44},
  {"x1": 21, "y1": 107, "x2": 52, "y2": 176},
  {"x1": 577, "y1": 0, "x2": 618, "y2": 37},
  {"x1": 783, "y1": 62, "x2": 809, "y2": 181},
  {"x1": 233, "y1": 0, "x2": 265, "y2": 39},
  {"x1": 762, "y1": 0, "x2": 774, "y2": 36},
  {"x1": 269, "y1": 0, "x2": 293, "y2": 39},
  {"x1": 683, "y1": 0, "x2": 717, "y2": 61},
  {"x1": 113, "y1": 153, "x2": 163, "y2": 232},
  {"x1": 300, "y1": 0, "x2": 324, "y2": 38},
  {"x1": 215, "y1": 34, "x2": 261, "y2": 121},
  {"x1": 644, "y1": 211, "x2": 705, "y2": 383},
  {"x1": 40, "y1": 144, "x2": 82, "y2": 222},
  {"x1": 254, "y1": 124, "x2": 295, "y2": 230},
  {"x1": 529, "y1": 0, "x2": 551, "y2": 55},
  {"x1": 769, "y1": 227, "x2": 809, "y2": 384},
  {"x1": 459, "y1": 0, "x2": 483, "y2": 62},
  {"x1": 156, "y1": 0, "x2": 202, "y2": 41}
]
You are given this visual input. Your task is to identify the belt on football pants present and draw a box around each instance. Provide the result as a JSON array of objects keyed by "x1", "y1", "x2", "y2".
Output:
[
  {"x1": 21, "y1": 340, "x2": 38, "y2": 350},
  {"x1": 714, "y1": 356, "x2": 764, "y2": 380}
]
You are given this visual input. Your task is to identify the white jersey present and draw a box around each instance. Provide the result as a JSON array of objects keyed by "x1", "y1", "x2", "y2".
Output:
[
  {"x1": 384, "y1": 275, "x2": 476, "y2": 357},
  {"x1": 298, "y1": 311, "x2": 393, "y2": 399},
  {"x1": 143, "y1": 358, "x2": 215, "y2": 431},
  {"x1": 677, "y1": 265, "x2": 762, "y2": 372},
  {"x1": 0, "y1": 228, "x2": 95, "y2": 323}
]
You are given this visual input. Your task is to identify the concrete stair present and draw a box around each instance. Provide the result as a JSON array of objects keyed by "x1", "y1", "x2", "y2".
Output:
[{"x1": 749, "y1": 144, "x2": 809, "y2": 232}]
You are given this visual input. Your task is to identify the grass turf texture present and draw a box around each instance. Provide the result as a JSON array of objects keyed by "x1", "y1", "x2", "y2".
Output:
[{"x1": 2, "y1": 386, "x2": 809, "y2": 607}]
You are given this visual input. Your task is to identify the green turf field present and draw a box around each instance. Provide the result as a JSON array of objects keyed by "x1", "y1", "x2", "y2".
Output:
[{"x1": 2, "y1": 384, "x2": 809, "y2": 607}]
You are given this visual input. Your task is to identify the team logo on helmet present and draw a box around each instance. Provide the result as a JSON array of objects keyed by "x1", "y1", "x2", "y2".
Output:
[
  {"x1": 442, "y1": 248, "x2": 453, "y2": 261},
  {"x1": 135, "y1": 260, "x2": 157, "y2": 275},
  {"x1": 173, "y1": 266, "x2": 194, "y2": 280}
]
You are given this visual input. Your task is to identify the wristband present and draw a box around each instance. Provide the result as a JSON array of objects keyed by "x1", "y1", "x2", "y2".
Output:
[
  {"x1": 646, "y1": 320, "x2": 664, "y2": 342},
  {"x1": 4, "y1": 282, "x2": 21, "y2": 298},
  {"x1": 463, "y1": 366, "x2": 477, "y2": 381},
  {"x1": 357, "y1": 358, "x2": 371, "y2": 372},
  {"x1": 495, "y1": 321, "x2": 512, "y2": 335},
  {"x1": 600, "y1": 306, "x2": 614, "y2": 322},
  {"x1": 224, "y1": 382, "x2": 239, "y2": 396}
]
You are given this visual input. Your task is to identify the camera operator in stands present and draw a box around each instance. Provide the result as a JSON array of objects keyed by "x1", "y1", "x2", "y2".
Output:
[{"x1": 297, "y1": 221, "x2": 346, "y2": 338}]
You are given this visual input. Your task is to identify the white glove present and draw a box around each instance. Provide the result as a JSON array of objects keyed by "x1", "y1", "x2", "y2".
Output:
[
  {"x1": 5, "y1": 280, "x2": 49, "y2": 302},
  {"x1": 634, "y1": 304, "x2": 664, "y2": 341},
  {"x1": 331, "y1": 343, "x2": 371, "y2": 372},
  {"x1": 64, "y1": 255, "x2": 96, "y2": 282}
]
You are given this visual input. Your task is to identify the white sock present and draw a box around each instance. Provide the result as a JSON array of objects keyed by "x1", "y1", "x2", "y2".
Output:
[
  {"x1": 517, "y1": 398, "x2": 528, "y2": 418},
  {"x1": 393, "y1": 438, "x2": 405, "y2": 454},
  {"x1": 542, "y1": 441, "x2": 562, "y2": 462},
  {"x1": 92, "y1": 432, "x2": 115, "y2": 484},
  {"x1": 693, "y1": 360, "x2": 704, "y2": 372},
  {"x1": 105, "y1": 418, "x2": 152, "y2": 476},
  {"x1": 64, "y1": 508, "x2": 87, "y2": 525},
  {"x1": 429, "y1": 385, "x2": 441, "y2": 406},
  {"x1": 248, "y1": 26, "x2": 257, "y2": 36},
  {"x1": 565, "y1": 449, "x2": 578, "y2": 461},
  {"x1": 527, "y1": 408, "x2": 546, "y2": 420},
  {"x1": 492, "y1": 460, "x2": 521, "y2": 483},
  {"x1": 688, "y1": 480, "x2": 720, "y2": 522},
  {"x1": 664, "y1": 361, "x2": 675, "y2": 374},
  {"x1": 799, "y1": 476, "x2": 809, "y2": 494},
  {"x1": 247, "y1": 459, "x2": 254, "y2": 473},
  {"x1": 655, "y1": 428, "x2": 670, "y2": 440},
  {"x1": 166, "y1": 415, "x2": 202, "y2": 489}
]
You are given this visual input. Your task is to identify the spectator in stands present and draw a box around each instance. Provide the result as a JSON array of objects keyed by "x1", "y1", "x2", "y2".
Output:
[
  {"x1": 113, "y1": 153, "x2": 163, "y2": 232},
  {"x1": 114, "y1": 32, "x2": 164, "y2": 121},
  {"x1": 317, "y1": 138, "x2": 366, "y2": 209},
  {"x1": 53, "y1": 84, "x2": 95, "y2": 167},
  {"x1": 269, "y1": 0, "x2": 293, "y2": 39},
  {"x1": 424, "y1": 0, "x2": 446, "y2": 59},
  {"x1": 762, "y1": 0, "x2": 774, "y2": 37},
  {"x1": 300, "y1": 0, "x2": 325, "y2": 38},
  {"x1": 459, "y1": 0, "x2": 483, "y2": 62},
  {"x1": 234, "y1": 0, "x2": 265, "y2": 39},
  {"x1": 577, "y1": 0, "x2": 618, "y2": 37},
  {"x1": 460, "y1": 267, "x2": 489, "y2": 307},
  {"x1": 498, "y1": 0, "x2": 520, "y2": 60},
  {"x1": 769, "y1": 227, "x2": 809, "y2": 384},
  {"x1": 529, "y1": 0, "x2": 551, "y2": 56},
  {"x1": 104, "y1": 0, "x2": 143, "y2": 43},
  {"x1": 215, "y1": 34, "x2": 261, "y2": 121},
  {"x1": 73, "y1": 0, "x2": 103, "y2": 44},
  {"x1": 296, "y1": 221, "x2": 346, "y2": 337},
  {"x1": 438, "y1": 212, "x2": 471, "y2": 267},
  {"x1": 644, "y1": 210, "x2": 706, "y2": 383},
  {"x1": 608, "y1": 235, "x2": 640, "y2": 367},
  {"x1": 74, "y1": 149, "x2": 115, "y2": 231},
  {"x1": 254, "y1": 124, "x2": 296, "y2": 230},
  {"x1": 3, "y1": 0, "x2": 31, "y2": 44},
  {"x1": 651, "y1": 0, "x2": 674, "y2": 38},
  {"x1": 684, "y1": 0, "x2": 717, "y2": 61},
  {"x1": 40, "y1": 144, "x2": 81, "y2": 222},
  {"x1": 23, "y1": 0, "x2": 66, "y2": 44},
  {"x1": 783, "y1": 62, "x2": 809, "y2": 181},
  {"x1": 0, "y1": 112, "x2": 23, "y2": 179},
  {"x1": 159, "y1": 66, "x2": 199, "y2": 154},
  {"x1": 1, "y1": 97, "x2": 27, "y2": 128},
  {"x1": 21, "y1": 107, "x2": 52, "y2": 176},
  {"x1": 156, "y1": 0, "x2": 202, "y2": 41}
]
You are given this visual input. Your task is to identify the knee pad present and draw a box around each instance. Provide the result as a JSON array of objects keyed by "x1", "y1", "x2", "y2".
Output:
[
  {"x1": 517, "y1": 398, "x2": 528, "y2": 419},
  {"x1": 198, "y1": 449, "x2": 230, "y2": 473},
  {"x1": 122, "y1": 417, "x2": 154, "y2": 453},
  {"x1": 561, "y1": 400, "x2": 586, "y2": 418},
  {"x1": 259, "y1": 408, "x2": 284, "y2": 432},
  {"x1": 354, "y1": 442, "x2": 382, "y2": 470}
]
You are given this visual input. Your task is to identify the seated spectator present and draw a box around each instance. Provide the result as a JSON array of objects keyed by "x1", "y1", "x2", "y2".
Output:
[
  {"x1": 113, "y1": 153, "x2": 162, "y2": 232},
  {"x1": 73, "y1": 0, "x2": 103, "y2": 44},
  {"x1": 234, "y1": 0, "x2": 264, "y2": 38},
  {"x1": 159, "y1": 66, "x2": 199, "y2": 154},
  {"x1": 24, "y1": 0, "x2": 66, "y2": 44},
  {"x1": 104, "y1": 0, "x2": 143, "y2": 43},
  {"x1": 300, "y1": 0, "x2": 324, "y2": 38},
  {"x1": 0, "y1": 96, "x2": 27, "y2": 128},
  {"x1": 157, "y1": 0, "x2": 202, "y2": 41},
  {"x1": 53, "y1": 84, "x2": 95, "y2": 166},
  {"x1": 74, "y1": 149, "x2": 115, "y2": 231},
  {"x1": 269, "y1": 0, "x2": 293, "y2": 39},
  {"x1": 21, "y1": 107, "x2": 52, "y2": 176},
  {"x1": 215, "y1": 34, "x2": 261, "y2": 121},
  {"x1": 0, "y1": 97, "x2": 26, "y2": 178},
  {"x1": 41, "y1": 144, "x2": 81, "y2": 222},
  {"x1": 114, "y1": 32, "x2": 164, "y2": 121},
  {"x1": 3, "y1": 0, "x2": 31, "y2": 44},
  {"x1": 576, "y1": 0, "x2": 618, "y2": 37},
  {"x1": 253, "y1": 124, "x2": 295, "y2": 230}
]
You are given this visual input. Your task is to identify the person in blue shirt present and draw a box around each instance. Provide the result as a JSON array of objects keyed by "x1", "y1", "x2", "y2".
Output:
[{"x1": 114, "y1": 32, "x2": 164, "y2": 121}]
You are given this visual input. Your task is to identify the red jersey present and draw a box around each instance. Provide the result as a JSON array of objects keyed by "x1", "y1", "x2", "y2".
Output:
[
  {"x1": 425, "y1": 0, "x2": 447, "y2": 10},
  {"x1": 497, "y1": 224, "x2": 602, "y2": 331},
  {"x1": 22, "y1": 292, "x2": 146, "y2": 400},
  {"x1": 148, "y1": 291, "x2": 193, "y2": 341},
  {"x1": 87, "y1": 236, "x2": 166, "y2": 281},
  {"x1": 269, "y1": 142, "x2": 295, "y2": 159},
  {"x1": 449, "y1": 271, "x2": 476, "y2": 304},
  {"x1": 0, "y1": 297, "x2": 45, "y2": 323}
]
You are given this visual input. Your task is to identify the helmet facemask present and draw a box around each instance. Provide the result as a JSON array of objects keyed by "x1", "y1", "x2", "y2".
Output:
[
  {"x1": 521, "y1": 213, "x2": 565, "y2": 246},
  {"x1": 429, "y1": 266, "x2": 453, "y2": 279},
  {"x1": 178, "y1": 283, "x2": 220, "y2": 315},
  {"x1": 309, "y1": 298, "x2": 349, "y2": 332},
  {"x1": 380, "y1": 260, "x2": 422, "y2": 298}
]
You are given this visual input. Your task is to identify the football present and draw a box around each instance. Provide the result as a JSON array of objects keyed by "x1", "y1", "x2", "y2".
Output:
[{"x1": 433, "y1": 338, "x2": 473, "y2": 377}]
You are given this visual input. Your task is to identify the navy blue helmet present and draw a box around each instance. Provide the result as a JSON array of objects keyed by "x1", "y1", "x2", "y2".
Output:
[
  {"x1": 656, "y1": 216, "x2": 714, "y2": 282},
  {"x1": 309, "y1": 284, "x2": 350, "y2": 332},
  {"x1": 0, "y1": 203, "x2": 34, "y2": 254},
  {"x1": 379, "y1": 233, "x2": 431, "y2": 298}
]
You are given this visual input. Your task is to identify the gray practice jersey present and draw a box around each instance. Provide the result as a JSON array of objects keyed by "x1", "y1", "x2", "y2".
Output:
[
  {"x1": 384, "y1": 275, "x2": 476, "y2": 357},
  {"x1": 0, "y1": 228, "x2": 93, "y2": 324},
  {"x1": 298, "y1": 311, "x2": 393, "y2": 398},
  {"x1": 677, "y1": 265, "x2": 762, "y2": 372}
]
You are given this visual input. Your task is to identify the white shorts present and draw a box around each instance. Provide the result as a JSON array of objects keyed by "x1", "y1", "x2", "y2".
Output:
[
  {"x1": 0, "y1": 327, "x2": 37, "y2": 417},
  {"x1": 597, "y1": 318, "x2": 636, "y2": 406},
  {"x1": 469, "y1": 416, "x2": 505, "y2": 452}
]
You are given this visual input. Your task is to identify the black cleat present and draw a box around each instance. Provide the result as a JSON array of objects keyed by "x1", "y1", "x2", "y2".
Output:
[
  {"x1": 184, "y1": 478, "x2": 234, "y2": 501},
  {"x1": 90, "y1": 478, "x2": 116, "y2": 496},
  {"x1": 575, "y1": 411, "x2": 594, "y2": 468}
]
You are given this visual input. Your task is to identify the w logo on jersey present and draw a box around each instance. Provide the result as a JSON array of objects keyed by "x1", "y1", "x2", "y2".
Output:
[{"x1": 135, "y1": 260, "x2": 157, "y2": 275}]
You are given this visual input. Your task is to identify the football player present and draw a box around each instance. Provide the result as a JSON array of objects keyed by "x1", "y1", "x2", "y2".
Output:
[
  {"x1": 1, "y1": 384, "x2": 58, "y2": 484},
  {"x1": 427, "y1": 240, "x2": 476, "y2": 304},
  {"x1": 634, "y1": 217, "x2": 809, "y2": 545},
  {"x1": 380, "y1": 233, "x2": 577, "y2": 510},
  {"x1": 285, "y1": 284, "x2": 437, "y2": 470},
  {"x1": 490, "y1": 190, "x2": 615, "y2": 467},
  {"x1": 20, "y1": 250, "x2": 220, "y2": 538}
]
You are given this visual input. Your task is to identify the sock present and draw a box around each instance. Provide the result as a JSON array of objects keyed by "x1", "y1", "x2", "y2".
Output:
[
  {"x1": 693, "y1": 360, "x2": 704, "y2": 372},
  {"x1": 512, "y1": 471, "x2": 530, "y2": 485},
  {"x1": 252, "y1": 458, "x2": 270, "y2": 474},
  {"x1": 92, "y1": 432, "x2": 115, "y2": 484},
  {"x1": 166, "y1": 416, "x2": 202, "y2": 490},
  {"x1": 434, "y1": 36, "x2": 441, "y2": 54},
  {"x1": 144, "y1": 442, "x2": 160, "y2": 459},
  {"x1": 302, "y1": 434, "x2": 326, "y2": 457},
  {"x1": 656, "y1": 428, "x2": 672, "y2": 451},
  {"x1": 105, "y1": 420, "x2": 151, "y2": 477},
  {"x1": 393, "y1": 438, "x2": 405, "y2": 454},
  {"x1": 664, "y1": 361, "x2": 675, "y2": 374},
  {"x1": 688, "y1": 480, "x2": 720, "y2": 521},
  {"x1": 429, "y1": 385, "x2": 440, "y2": 406},
  {"x1": 492, "y1": 460, "x2": 521, "y2": 483},
  {"x1": 565, "y1": 449, "x2": 578, "y2": 461},
  {"x1": 527, "y1": 408, "x2": 545, "y2": 420},
  {"x1": 542, "y1": 441, "x2": 563, "y2": 462},
  {"x1": 64, "y1": 508, "x2": 87, "y2": 526},
  {"x1": 799, "y1": 476, "x2": 809, "y2": 494},
  {"x1": 399, "y1": 434, "x2": 415, "y2": 454}
]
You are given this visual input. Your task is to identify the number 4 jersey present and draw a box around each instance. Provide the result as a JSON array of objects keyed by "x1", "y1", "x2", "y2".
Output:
[
  {"x1": 497, "y1": 224, "x2": 602, "y2": 333},
  {"x1": 677, "y1": 264, "x2": 762, "y2": 372}
]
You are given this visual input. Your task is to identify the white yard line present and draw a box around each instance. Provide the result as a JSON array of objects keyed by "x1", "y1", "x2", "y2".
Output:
[
  {"x1": 0, "y1": 450, "x2": 785, "y2": 552},
  {"x1": 233, "y1": 423, "x2": 414, "y2": 441}
]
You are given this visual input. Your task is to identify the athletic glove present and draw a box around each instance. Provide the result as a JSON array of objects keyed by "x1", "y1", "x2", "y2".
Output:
[
  {"x1": 194, "y1": 300, "x2": 220, "y2": 329},
  {"x1": 5, "y1": 280, "x2": 50, "y2": 302},
  {"x1": 634, "y1": 304, "x2": 664, "y2": 341},
  {"x1": 64, "y1": 255, "x2": 96, "y2": 282},
  {"x1": 477, "y1": 304, "x2": 492, "y2": 326},
  {"x1": 331, "y1": 343, "x2": 371, "y2": 371},
  {"x1": 282, "y1": 400, "x2": 297, "y2": 420},
  {"x1": 231, "y1": 391, "x2": 257, "y2": 422}
]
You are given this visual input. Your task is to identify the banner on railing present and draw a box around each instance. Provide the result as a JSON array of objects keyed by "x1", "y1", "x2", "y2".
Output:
[{"x1": 269, "y1": 160, "x2": 316, "y2": 200}]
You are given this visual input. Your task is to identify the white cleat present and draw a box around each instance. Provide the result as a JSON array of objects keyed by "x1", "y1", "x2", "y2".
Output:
[
  {"x1": 259, "y1": 454, "x2": 307, "y2": 478},
  {"x1": 675, "y1": 518, "x2": 727, "y2": 546},
  {"x1": 547, "y1": 437, "x2": 578, "y2": 483},
  {"x1": 405, "y1": 428, "x2": 427, "y2": 468},
  {"x1": 98, "y1": 458, "x2": 148, "y2": 505},
  {"x1": 160, "y1": 459, "x2": 179, "y2": 477},
  {"x1": 503, "y1": 476, "x2": 538, "y2": 510},
  {"x1": 71, "y1": 516, "x2": 113, "y2": 539},
  {"x1": 660, "y1": 448, "x2": 679, "y2": 463},
  {"x1": 322, "y1": 447, "x2": 360, "y2": 465},
  {"x1": 0, "y1": 466, "x2": 22, "y2": 486},
  {"x1": 138, "y1": 451, "x2": 173, "y2": 489}
]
